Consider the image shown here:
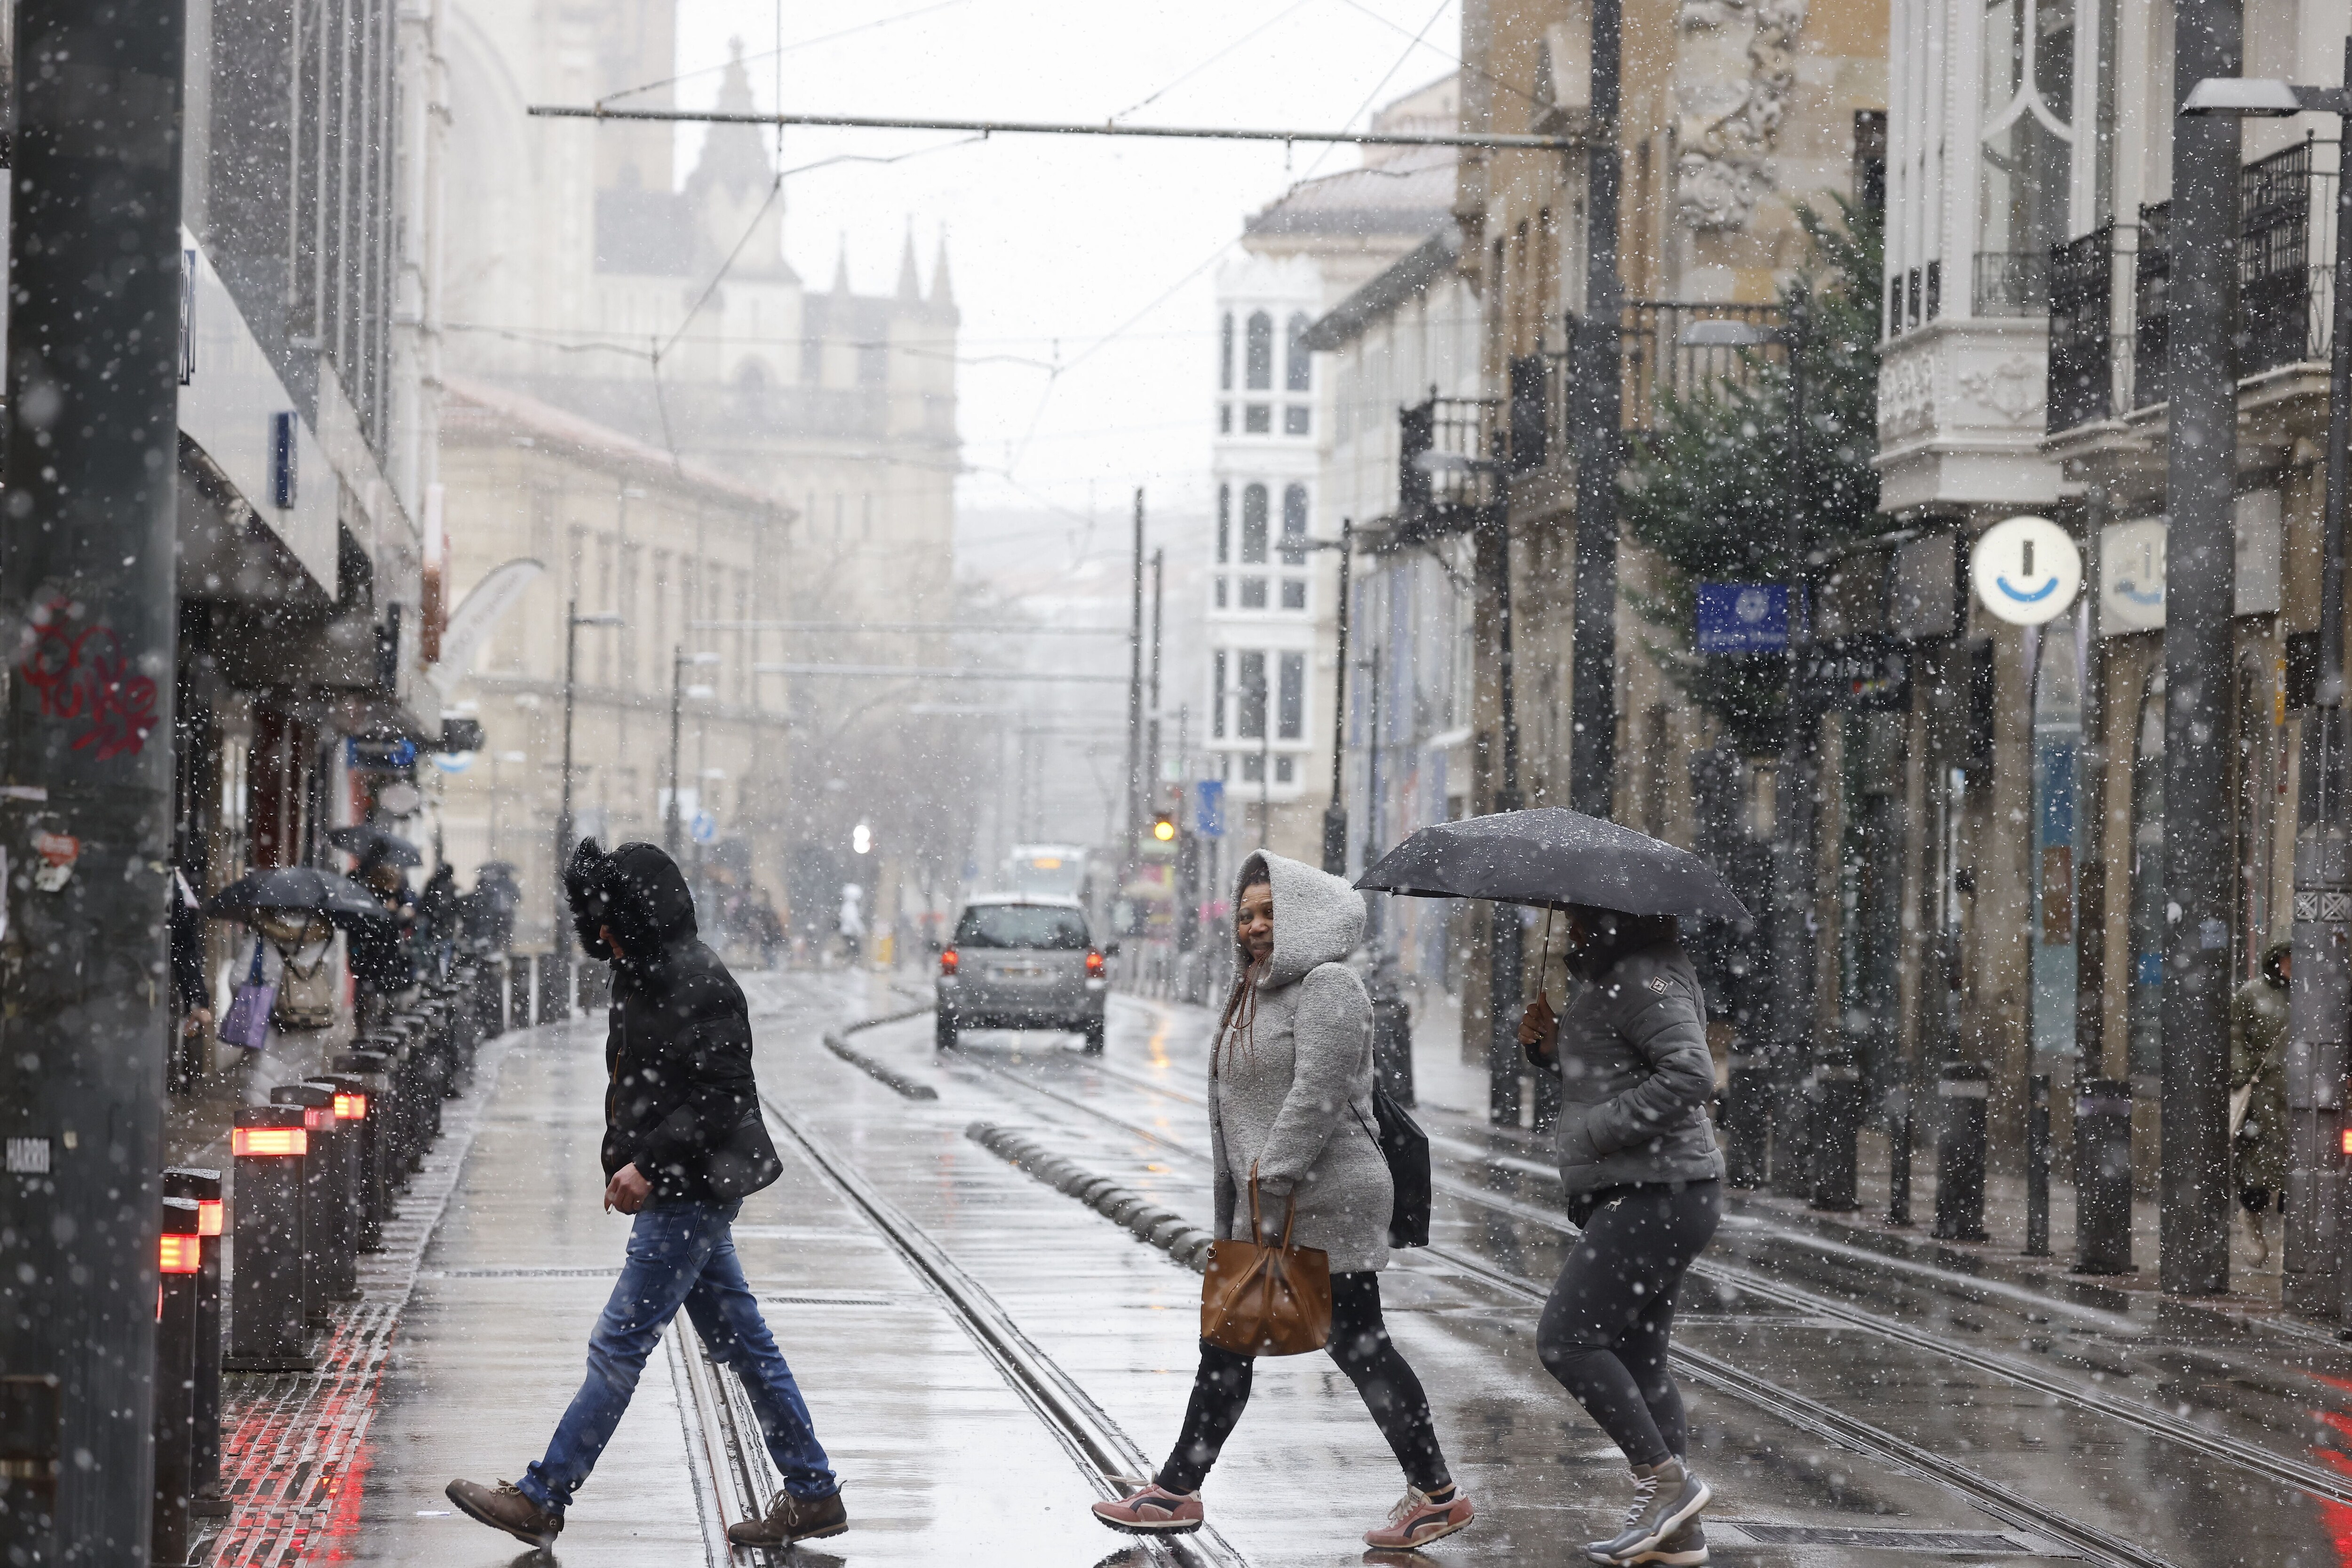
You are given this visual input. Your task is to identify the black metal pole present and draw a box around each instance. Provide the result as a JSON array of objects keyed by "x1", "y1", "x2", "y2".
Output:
[
  {"x1": 1570, "y1": 0, "x2": 1623, "y2": 821},
  {"x1": 1123, "y1": 489, "x2": 1146, "y2": 887},
  {"x1": 2286, "y1": 53, "x2": 2352, "y2": 1317},
  {"x1": 1324, "y1": 519, "x2": 1354, "y2": 875},
  {"x1": 1770, "y1": 303, "x2": 1821, "y2": 1195},
  {"x1": 1488, "y1": 479, "x2": 1525, "y2": 1126},
  {"x1": 0, "y1": 5, "x2": 187, "y2": 1556},
  {"x1": 666, "y1": 645, "x2": 685, "y2": 857},
  {"x1": 2159, "y1": 0, "x2": 2241, "y2": 1297},
  {"x1": 1148, "y1": 547, "x2": 1164, "y2": 819}
]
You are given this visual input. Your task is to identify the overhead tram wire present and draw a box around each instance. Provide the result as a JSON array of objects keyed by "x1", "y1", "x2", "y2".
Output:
[
  {"x1": 692, "y1": 620, "x2": 1128, "y2": 635},
  {"x1": 526, "y1": 103, "x2": 1576, "y2": 152}
]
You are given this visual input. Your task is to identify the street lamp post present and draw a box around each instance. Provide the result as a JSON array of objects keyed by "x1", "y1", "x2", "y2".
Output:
[
  {"x1": 2187, "y1": 53, "x2": 2352, "y2": 1312},
  {"x1": 1416, "y1": 447, "x2": 1523, "y2": 1124},
  {"x1": 1324, "y1": 519, "x2": 1356, "y2": 875},
  {"x1": 667, "y1": 647, "x2": 722, "y2": 856},
  {"x1": 554, "y1": 603, "x2": 623, "y2": 1014},
  {"x1": 1685, "y1": 307, "x2": 1816, "y2": 1192}
]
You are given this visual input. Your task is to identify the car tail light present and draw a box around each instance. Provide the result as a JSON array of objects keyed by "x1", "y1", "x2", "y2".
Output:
[
  {"x1": 940, "y1": 948, "x2": 959, "y2": 975},
  {"x1": 1086, "y1": 950, "x2": 1105, "y2": 977}
]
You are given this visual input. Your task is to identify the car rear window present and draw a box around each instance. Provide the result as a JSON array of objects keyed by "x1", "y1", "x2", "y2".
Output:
[{"x1": 955, "y1": 905, "x2": 1090, "y2": 951}]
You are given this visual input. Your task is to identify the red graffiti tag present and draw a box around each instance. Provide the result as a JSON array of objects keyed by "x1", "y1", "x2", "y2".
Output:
[{"x1": 17, "y1": 601, "x2": 158, "y2": 760}]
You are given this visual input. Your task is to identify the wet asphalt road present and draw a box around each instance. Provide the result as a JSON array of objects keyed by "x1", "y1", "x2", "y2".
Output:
[{"x1": 351, "y1": 976, "x2": 2352, "y2": 1567}]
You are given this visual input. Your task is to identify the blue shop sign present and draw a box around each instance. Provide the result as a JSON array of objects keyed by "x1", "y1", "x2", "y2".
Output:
[
  {"x1": 1195, "y1": 780, "x2": 1226, "y2": 839},
  {"x1": 1695, "y1": 582, "x2": 1789, "y2": 653}
]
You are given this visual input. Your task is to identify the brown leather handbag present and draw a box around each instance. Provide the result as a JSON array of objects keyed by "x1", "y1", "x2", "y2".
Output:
[{"x1": 1201, "y1": 1166, "x2": 1332, "y2": 1357}]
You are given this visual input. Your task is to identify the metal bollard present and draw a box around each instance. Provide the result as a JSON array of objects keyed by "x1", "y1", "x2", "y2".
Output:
[
  {"x1": 1887, "y1": 1087, "x2": 1915, "y2": 1227},
  {"x1": 160, "y1": 1169, "x2": 226, "y2": 1518},
  {"x1": 225, "y1": 1105, "x2": 316, "y2": 1370},
  {"x1": 2074, "y1": 1076, "x2": 2135, "y2": 1274},
  {"x1": 1809, "y1": 1057, "x2": 1864, "y2": 1212},
  {"x1": 331, "y1": 1056, "x2": 394, "y2": 1250},
  {"x1": 1370, "y1": 983, "x2": 1415, "y2": 1106},
  {"x1": 270, "y1": 1084, "x2": 353, "y2": 1314},
  {"x1": 153, "y1": 1196, "x2": 203, "y2": 1568},
  {"x1": 2025, "y1": 1072, "x2": 2052, "y2": 1257},
  {"x1": 322, "y1": 1075, "x2": 378, "y2": 1253},
  {"x1": 1723, "y1": 1051, "x2": 1770, "y2": 1187},
  {"x1": 1932, "y1": 1061, "x2": 1991, "y2": 1242},
  {"x1": 1768, "y1": 1043, "x2": 1814, "y2": 1200}
]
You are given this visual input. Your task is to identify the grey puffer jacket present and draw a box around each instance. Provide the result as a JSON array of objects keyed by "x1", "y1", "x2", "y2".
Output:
[
  {"x1": 1552, "y1": 939, "x2": 1725, "y2": 1198},
  {"x1": 1208, "y1": 851, "x2": 1393, "y2": 1274}
]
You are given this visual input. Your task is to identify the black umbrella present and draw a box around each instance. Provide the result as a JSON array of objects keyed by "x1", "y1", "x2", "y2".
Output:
[
  {"x1": 328, "y1": 824, "x2": 421, "y2": 867},
  {"x1": 1356, "y1": 807, "x2": 1750, "y2": 923},
  {"x1": 203, "y1": 867, "x2": 389, "y2": 931}
]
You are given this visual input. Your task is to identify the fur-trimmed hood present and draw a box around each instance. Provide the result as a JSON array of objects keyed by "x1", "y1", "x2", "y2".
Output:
[{"x1": 1238, "y1": 850, "x2": 1366, "y2": 987}]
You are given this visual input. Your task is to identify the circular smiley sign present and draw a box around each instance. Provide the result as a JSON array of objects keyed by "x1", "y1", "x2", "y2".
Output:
[{"x1": 1971, "y1": 516, "x2": 2082, "y2": 626}]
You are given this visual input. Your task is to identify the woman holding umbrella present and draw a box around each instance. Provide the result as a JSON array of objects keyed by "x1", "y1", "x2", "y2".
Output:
[
  {"x1": 1519, "y1": 907, "x2": 1721, "y2": 1567},
  {"x1": 1358, "y1": 808, "x2": 1736, "y2": 1567}
]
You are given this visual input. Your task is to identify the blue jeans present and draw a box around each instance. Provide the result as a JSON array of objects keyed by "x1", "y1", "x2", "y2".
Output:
[{"x1": 517, "y1": 1199, "x2": 837, "y2": 1514}]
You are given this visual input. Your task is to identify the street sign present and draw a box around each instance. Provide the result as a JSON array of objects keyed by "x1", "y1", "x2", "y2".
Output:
[
  {"x1": 1694, "y1": 582, "x2": 1789, "y2": 652},
  {"x1": 1971, "y1": 516, "x2": 2082, "y2": 625},
  {"x1": 1195, "y1": 780, "x2": 1226, "y2": 839},
  {"x1": 1794, "y1": 637, "x2": 1911, "y2": 712},
  {"x1": 2099, "y1": 518, "x2": 2167, "y2": 633},
  {"x1": 690, "y1": 811, "x2": 718, "y2": 844}
]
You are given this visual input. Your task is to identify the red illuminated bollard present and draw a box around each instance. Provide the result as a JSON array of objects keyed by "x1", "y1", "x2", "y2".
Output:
[
  {"x1": 326, "y1": 1065, "x2": 389, "y2": 1250},
  {"x1": 153, "y1": 1196, "x2": 203, "y2": 1567},
  {"x1": 225, "y1": 1106, "x2": 317, "y2": 1371},
  {"x1": 160, "y1": 1167, "x2": 226, "y2": 1518},
  {"x1": 271, "y1": 1083, "x2": 352, "y2": 1314}
]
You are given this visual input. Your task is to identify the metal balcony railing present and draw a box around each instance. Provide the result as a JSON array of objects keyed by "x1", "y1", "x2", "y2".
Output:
[
  {"x1": 1392, "y1": 301, "x2": 1784, "y2": 539},
  {"x1": 2046, "y1": 224, "x2": 2114, "y2": 430},
  {"x1": 2044, "y1": 138, "x2": 2339, "y2": 434}
]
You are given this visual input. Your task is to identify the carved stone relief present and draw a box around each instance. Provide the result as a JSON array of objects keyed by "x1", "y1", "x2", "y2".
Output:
[
  {"x1": 1878, "y1": 341, "x2": 1935, "y2": 440},
  {"x1": 1955, "y1": 356, "x2": 2044, "y2": 425},
  {"x1": 1675, "y1": 0, "x2": 1806, "y2": 231}
]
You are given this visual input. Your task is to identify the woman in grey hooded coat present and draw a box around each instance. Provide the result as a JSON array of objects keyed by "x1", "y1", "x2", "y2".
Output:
[{"x1": 1093, "y1": 852, "x2": 1474, "y2": 1552}]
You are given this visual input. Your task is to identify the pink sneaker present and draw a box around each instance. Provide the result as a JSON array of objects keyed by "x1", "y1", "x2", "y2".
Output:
[
  {"x1": 1092, "y1": 1482, "x2": 1204, "y2": 1535},
  {"x1": 1364, "y1": 1486, "x2": 1475, "y2": 1549}
]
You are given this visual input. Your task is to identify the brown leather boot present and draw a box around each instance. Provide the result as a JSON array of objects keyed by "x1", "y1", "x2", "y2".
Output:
[
  {"x1": 445, "y1": 1478, "x2": 563, "y2": 1550},
  {"x1": 727, "y1": 1488, "x2": 849, "y2": 1547}
]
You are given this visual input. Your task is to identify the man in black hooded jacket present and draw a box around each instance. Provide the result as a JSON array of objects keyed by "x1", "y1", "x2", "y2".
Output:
[{"x1": 447, "y1": 841, "x2": 846, "y2": 1551}]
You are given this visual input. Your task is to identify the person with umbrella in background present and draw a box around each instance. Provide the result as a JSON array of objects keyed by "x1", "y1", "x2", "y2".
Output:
[
  {"x1": 349, "y1": 849, "x2": 418, "y2": 1026},
  {"x1": 1359, "y1": 808, "x2": 1740, "y2": 1567}
]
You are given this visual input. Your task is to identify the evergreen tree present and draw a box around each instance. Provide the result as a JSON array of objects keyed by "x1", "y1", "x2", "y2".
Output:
[{"x1": 1621, "y1": 197, "x2": 1884, "y2": 752}]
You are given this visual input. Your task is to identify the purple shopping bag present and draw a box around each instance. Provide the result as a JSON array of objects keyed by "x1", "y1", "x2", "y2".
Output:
[{"x1": 218, "y1": 939, "x2": 274, "y2": 1051}]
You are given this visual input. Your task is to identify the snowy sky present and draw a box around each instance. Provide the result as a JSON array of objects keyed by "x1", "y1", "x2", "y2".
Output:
[{"x1": 669, "y1": 0, "x2": 1464, "y2": 531}]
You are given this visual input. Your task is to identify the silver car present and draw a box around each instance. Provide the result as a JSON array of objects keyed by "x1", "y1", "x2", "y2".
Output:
[{"x1": 935, "y1": 895, "x2": 1110, "y2": 1052}]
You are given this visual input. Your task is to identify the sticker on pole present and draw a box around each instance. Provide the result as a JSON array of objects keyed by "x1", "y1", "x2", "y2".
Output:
[{"x1": 1971, "y1": 516, "x2": 2082, "y2": 625}]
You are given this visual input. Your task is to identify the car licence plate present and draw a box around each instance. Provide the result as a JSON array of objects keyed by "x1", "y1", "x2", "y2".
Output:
[{"x1": 993, "y1": 963, "x2": 1046, "y2": 980}]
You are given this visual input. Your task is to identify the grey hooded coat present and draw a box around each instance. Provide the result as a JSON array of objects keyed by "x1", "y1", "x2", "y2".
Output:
[
  {"x1": 1551, "y1": 939, "x2": 1726, "y2": 1198},
  {"x1": 1208, "y1": 851, "x2": 1393, "y2": 1274}
]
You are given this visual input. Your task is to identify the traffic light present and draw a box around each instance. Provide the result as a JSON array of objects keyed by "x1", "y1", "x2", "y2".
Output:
[{"x1": 1152, "y1": 812, "x2": 1177, "y2": 843}]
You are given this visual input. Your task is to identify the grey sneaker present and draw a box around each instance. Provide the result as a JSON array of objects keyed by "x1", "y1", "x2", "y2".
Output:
[
  {"x1": 1583, "y1": 1457, "x2": 1710, "y2": 1565},
  {"x1": 1625, "y1": 1516, "x2": 1707, "y2": 1565}
]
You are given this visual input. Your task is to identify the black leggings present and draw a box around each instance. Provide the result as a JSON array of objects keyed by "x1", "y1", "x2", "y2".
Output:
[
  {"x1": 1156, "y1": 1271, "x2": 1449, "y2": 1495},
  {"x1": 1537, "y1": 1180, "x2": 1722, "y2": 1468}
]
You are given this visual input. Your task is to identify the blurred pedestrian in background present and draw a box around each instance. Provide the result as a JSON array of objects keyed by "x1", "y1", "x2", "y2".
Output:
[
  {"x1": 350, "y1": 853, "x2": 417, "y2": 1027},
  {"x1": 2232, "y1": 937, "x2": 2290, "y2": 1270},
  {"x1": 1519, "y1": 903, "x2": 1721, "y2": 1568},
  {"x1": 1093, "y1": 851, "x2": 1474, "y2": 1552}
]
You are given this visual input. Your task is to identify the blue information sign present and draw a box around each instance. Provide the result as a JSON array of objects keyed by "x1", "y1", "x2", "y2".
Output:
[
  {"x1": 1694, "y1": 582, "x2": 1789, "y2": 653},
  {"x1": 1195, "y1": 780, "x2": 1226, "y2": 839}
]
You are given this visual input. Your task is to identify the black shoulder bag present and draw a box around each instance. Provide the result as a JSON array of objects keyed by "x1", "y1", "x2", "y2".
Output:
[{"x1": 1353, "y1": 1088, "x2": 1431, "y2": 1249}]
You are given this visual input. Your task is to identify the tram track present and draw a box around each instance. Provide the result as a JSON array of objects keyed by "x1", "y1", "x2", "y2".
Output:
[
  {"x1": 1016, "y1": 1035, "x2": 2352, "y2": 1508},
  {"x1": 920, "y1": 1028, "x2": 2352, "y2": 1567},
  {"x1": 733, "y1": 1090, "x2": 1249, "y2": 1568}
]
